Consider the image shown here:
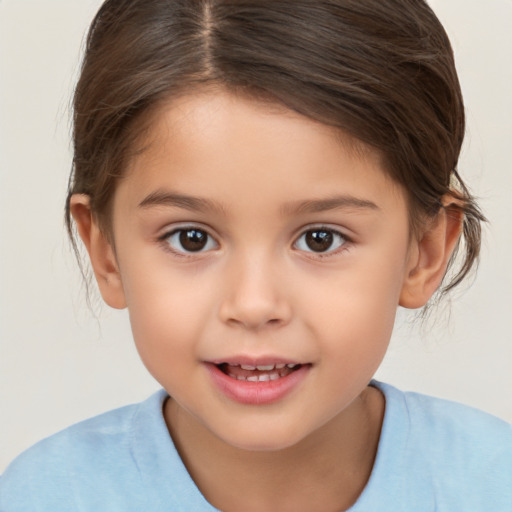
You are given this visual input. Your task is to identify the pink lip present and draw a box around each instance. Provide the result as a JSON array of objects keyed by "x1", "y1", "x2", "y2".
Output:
[{"x1": 205, "y1": 361, "x2": 310, "y2": 405}]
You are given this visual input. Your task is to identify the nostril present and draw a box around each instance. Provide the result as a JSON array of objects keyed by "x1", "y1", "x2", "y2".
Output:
[
  {"x1": 225, "y1": 316, "x2": 285, "y2": 330},
  {"x1": 218, "y1": 286, "x2": 292, "y2": 330}
]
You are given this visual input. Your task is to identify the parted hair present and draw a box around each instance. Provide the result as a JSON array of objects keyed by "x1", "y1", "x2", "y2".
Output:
[{"x1": 66, "y1": 0, "x2": 485, "y2": 296}]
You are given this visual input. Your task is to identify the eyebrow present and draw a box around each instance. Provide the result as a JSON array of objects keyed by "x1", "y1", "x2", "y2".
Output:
[
  {"x1": 138, "y1": 190, "x2": 225, "y2": 214},
  {"x1": 281, "y1": 196, "x2": 380, "y2": 215},
  {"x1": 138, "y1": 190, "x2": 379, "y2": 216}
]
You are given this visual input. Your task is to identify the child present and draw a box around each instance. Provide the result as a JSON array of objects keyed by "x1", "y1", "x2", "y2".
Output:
[{"x1": 1, "y1": 0, "x2": 511, "y2": 510}]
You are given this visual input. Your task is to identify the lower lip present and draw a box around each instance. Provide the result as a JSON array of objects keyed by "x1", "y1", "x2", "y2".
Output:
[{"x1": 205, "y1": 363, "x2": 310, "y2": 405}]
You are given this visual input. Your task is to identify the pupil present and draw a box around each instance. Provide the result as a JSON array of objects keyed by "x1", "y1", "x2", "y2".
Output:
[
  {"x1": 180, "y1": 230, "x2": 207, "y2": 251},
  {"x1": 306, "y1": 230, "x2": 333, "y2": 252}
]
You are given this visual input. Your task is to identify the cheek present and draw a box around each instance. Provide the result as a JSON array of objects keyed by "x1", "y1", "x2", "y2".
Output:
[
  {"x1": 304, "y1": 250, "x2": 407, "y2": 357},
  {"x1": 118, "y1": 256, "x2": 217, "y2": 372}
]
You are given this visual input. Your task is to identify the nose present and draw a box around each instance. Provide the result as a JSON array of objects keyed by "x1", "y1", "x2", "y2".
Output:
[{"x1": 218, "y1": 253, "x2": 292, "y2": 331}]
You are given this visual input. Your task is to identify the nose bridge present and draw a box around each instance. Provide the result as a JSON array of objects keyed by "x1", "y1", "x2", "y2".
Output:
[{"x1": 219, "y1": 247, "x2": 291, "y2": 330}]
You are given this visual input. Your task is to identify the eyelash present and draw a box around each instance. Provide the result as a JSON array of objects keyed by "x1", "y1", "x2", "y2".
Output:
[
  {"x1": 158, "y1": 226, "x2": 218, "y2": 258},
  {"x1": 293, "y1": 226, "x2": 351, "y2": 258},
  {"x1": 158, "y1": 225, "x2": 351, "y2": 258}
]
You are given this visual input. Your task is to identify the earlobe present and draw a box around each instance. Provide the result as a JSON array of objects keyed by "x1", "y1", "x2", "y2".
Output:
[
  {"x1": 399, "y1": 197, "x2": 463, "y2": 309},
  {"x1": 69, "y1": 194, "x2": 127, "y2": 309}
]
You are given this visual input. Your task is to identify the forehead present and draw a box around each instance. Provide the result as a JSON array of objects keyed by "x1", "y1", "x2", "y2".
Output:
[
  {"x1": 119, "y1": 89, "x2": 405, "y2": 214},
  {"x1": 142, "y1": 89, "x2": 377, "y2": 160}
]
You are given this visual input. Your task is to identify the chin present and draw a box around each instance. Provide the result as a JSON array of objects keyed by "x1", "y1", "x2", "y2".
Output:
[{"x1": 213, "y1": 422, "x2": 310, "y2": 453}]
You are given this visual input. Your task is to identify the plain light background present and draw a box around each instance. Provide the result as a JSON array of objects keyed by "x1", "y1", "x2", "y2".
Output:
[{"x1": 0, "y1": 0, "x2": 511, "y2": 472}]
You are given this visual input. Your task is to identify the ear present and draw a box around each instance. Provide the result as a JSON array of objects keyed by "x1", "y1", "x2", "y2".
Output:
[
  {"x1": 399, "y1": 196, "x2": 463, "y2": 309},
  {"x1": 69, "y1": 194, "x2": 127, "y2": 309}
]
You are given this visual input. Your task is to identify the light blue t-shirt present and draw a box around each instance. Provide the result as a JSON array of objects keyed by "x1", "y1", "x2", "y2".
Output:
[{"x1": 1, "y1": 381, "x2": 511, "y2": 511}]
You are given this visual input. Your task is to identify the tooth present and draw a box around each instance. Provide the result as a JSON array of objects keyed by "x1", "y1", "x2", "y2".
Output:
[
  {"x1": 275, "y1": 364, "x2": 286, "y2": 369},
  {"x1": 247, "y1": 375, "x2": 259, "y2": 382},
  {"x1": 237, "y1": 375, "x2": 247, "y2": 381},
  {"x1": 270, "y1": 373, "x2": 280, "y2": 381},
  {"x1": 287, "y1": 364, "x2": 297, "y2": 368},
  {"x1": 241, "y1": 364, "x2": 256, "y2": 370},
  {"x1": 227, "y1": 363, "x2": 239, "y2": 367},
  {"x1": 256, "y1": 365, "x2": 274, "y2": 371},
  {"x1": 258, "y1": 374, "x2": 270, "y2": 382}
]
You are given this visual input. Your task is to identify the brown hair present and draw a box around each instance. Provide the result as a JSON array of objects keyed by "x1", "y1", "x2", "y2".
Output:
[{"x1": 66, "y1": 0, "x2": 485, "y2": 296}]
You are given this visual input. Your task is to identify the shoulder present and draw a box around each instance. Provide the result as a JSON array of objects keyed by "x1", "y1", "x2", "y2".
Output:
[
  {"x1": 378, "y1": 380, "x2": 512, "y2": 450},
  {"x1": 0, "y1": 390, "x2": 168, "y2": 512},
  {"x1": 370, "y1": 381, "x2": 512, "y2": 511}
]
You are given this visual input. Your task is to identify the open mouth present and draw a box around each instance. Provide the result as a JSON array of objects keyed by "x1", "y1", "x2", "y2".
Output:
[
  {"x1": 207, "y1": 360, "x2": 310, "y2": 404},
  {"x1": 217, "y1": 362, "x2": 303, "y2": 382}
]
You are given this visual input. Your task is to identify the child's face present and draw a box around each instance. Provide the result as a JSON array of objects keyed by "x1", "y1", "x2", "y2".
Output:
[{"x1": 101, "y1": 90, "x2": 418, "y2": 450}]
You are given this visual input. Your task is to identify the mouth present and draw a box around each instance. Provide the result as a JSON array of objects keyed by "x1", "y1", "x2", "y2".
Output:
[
  {"x1": 216, "y1": 362, "x2": 303, "y2": 382},
  {"x1": 206, "y1": 359, "x2": 310, "y2": 405}
]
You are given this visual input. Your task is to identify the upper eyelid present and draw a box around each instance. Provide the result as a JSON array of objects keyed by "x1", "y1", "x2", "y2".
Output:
[
  {"x1": 159, "y1": 226, "x2": 220, "y2": 256},
  {"x1": 158, "y1": 224, "x2": 219, "y2": 244},
  {"x1": 294, "y1": 227, "x2": 348, "y2": 243},
  {"x1": 156, "y1": 223, "x2": 351, "y2": 245},
  {"x1": 292, "y1": 225, "x2": 352, "y2": 256},
  {"x1": 293, "y1": 224, "x2": 351, "y2": 241},
  {"x1": 158, "y1": 222, "x2": 217, "y2": 239}
]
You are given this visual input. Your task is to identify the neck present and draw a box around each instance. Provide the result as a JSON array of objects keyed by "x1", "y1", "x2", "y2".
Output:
[{"x1": 164, "y1": 386, "x2": 384, "y2": 512}]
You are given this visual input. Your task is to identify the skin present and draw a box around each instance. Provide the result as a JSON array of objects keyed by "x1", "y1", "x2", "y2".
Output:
[{"x1": 71, "y1": 90, "x2": 462, "y2": 511}]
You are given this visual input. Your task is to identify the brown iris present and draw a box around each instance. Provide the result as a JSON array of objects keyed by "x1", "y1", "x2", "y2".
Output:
[
  {"x1": 305, "y1": 230, "x2": 334, "y2": 252},
  {"x1": 179, "y1": 229, "x2": 209, "y2": 252}
]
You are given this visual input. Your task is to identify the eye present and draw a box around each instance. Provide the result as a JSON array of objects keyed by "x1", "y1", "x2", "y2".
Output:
[
  {"x1": 294, "y1": 227, "x2": 347, "y2": 254},
  {"x1": 164, "y1": 228, "x2": 218, "y2": 254}
]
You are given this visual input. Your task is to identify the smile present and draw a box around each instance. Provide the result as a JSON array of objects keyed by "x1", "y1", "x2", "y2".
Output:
[
  {"x1": 206, "y1": 360, "x2": 309, "y2": 405},
  {"x1": 218, "y1": 362, "x2": 302, "y2": 382}
]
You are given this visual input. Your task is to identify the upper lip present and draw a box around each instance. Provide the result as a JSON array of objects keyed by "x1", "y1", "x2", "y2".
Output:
[{"x1": 207, "y1": 356, "x2": 305, "y2": 367}]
